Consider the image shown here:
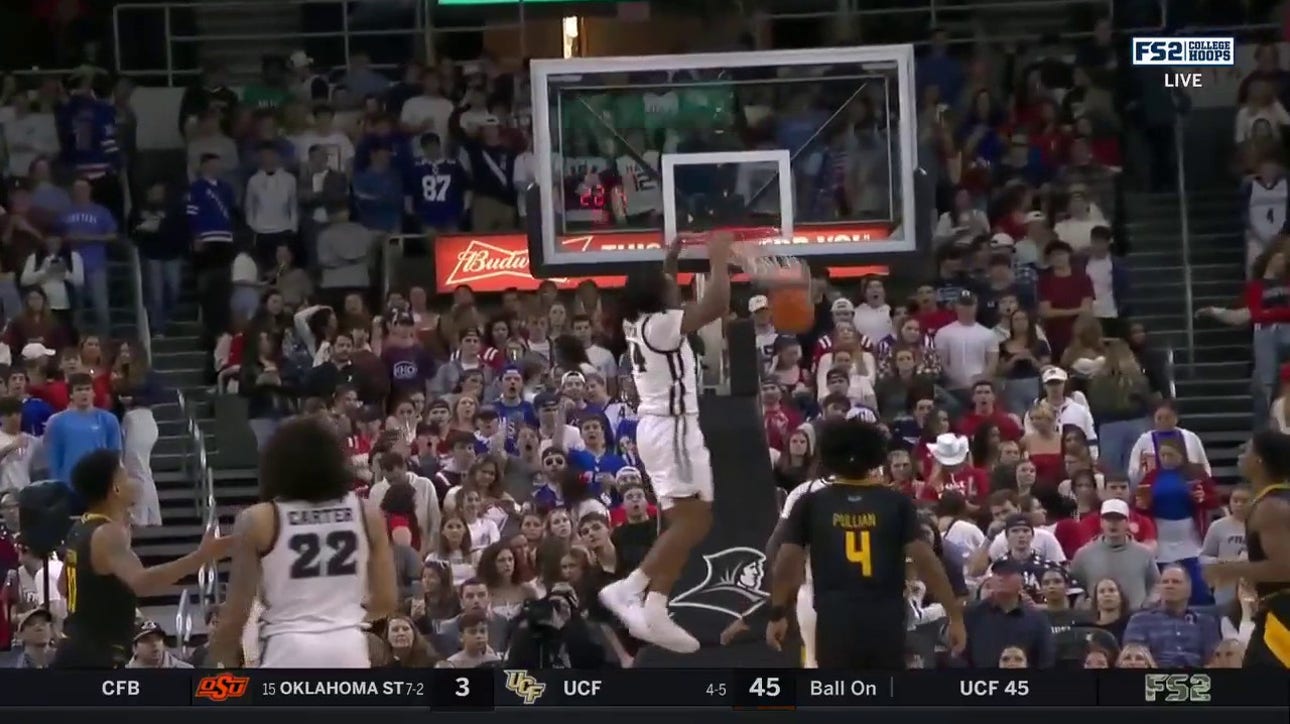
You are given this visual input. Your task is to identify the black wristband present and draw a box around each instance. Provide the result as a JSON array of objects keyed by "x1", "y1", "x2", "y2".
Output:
[{"x1": 768, "y1": 605, "x2": 787, "y2": 622}]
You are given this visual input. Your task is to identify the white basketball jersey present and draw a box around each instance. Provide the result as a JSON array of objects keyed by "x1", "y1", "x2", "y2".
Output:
[
  {"x1": 1248, "y1": 177, "x2": 1289, "y2": 242},
  {"x1": 623, "y1": 309, "x2": 700, "y2": 417},
  {"x1": 259, "y1": 493, "x2": 370, "y2": 638},
  {"x1": 781, "y1": 478, "x2": 832, "y2": 584}
]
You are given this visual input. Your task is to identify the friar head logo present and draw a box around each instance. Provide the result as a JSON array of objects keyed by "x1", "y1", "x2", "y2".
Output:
[{"x1": 668, "y1": 547, "x2": 769, "y2": 620}]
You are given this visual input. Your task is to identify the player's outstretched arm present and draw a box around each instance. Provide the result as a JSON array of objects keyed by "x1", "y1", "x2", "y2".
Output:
[
  {"x1": 208, "y1": 503, "x2": 273, "y2": 667},
  {"x1": 680, "y1": 231, "x2": 734, "y2": 335},
  {"x1": 363, "y1": 500, "x2": 399, "y2": 620},
  {"x1": 93, "y1": 516, "x2": 232, "y2": 597}
]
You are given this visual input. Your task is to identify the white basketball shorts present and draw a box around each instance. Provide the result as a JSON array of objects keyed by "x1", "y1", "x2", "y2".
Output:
[
  {"x1": 259, "y1": 628, "x2": 370, "y2": 668},
  {"x1": 635, "y1": 413, "x2": 713, "y2": 509}
]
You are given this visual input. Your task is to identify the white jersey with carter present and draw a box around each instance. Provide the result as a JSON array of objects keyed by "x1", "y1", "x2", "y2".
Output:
[
  {"x1": 259, "y1": 493, "x2": 370, "y2": 639},
  {"x1": 781, "y1": 477, "x2": 832, "y2": 584},
  {"x1": 623, "y1": 309, "x2": 700, "y2": 417}
]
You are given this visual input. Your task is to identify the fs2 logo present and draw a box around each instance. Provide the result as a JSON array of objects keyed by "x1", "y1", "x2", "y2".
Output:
[
  {"x1": 1144, "y1": 673, "x2": 1212, "y2": 703},
  {"x1": 1132, "y1": 37, "x2": 1234, "y2": 66}
]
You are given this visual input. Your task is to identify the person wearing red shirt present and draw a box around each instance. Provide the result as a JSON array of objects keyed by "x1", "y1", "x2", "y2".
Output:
[
  {"x1": 1077, "y1": 477, "x2": 1158, "y2": 551},
  {"x1": 912, "y1": 284, "x2": 955, "y2": 337},
  {"x1": 609, "y1": 474, "x2": 657, "y2": 528},
  {"x1": 761, "y1": 381, "x2": 803, "y2": 453},
  {"x1": 26, "y1": 348, "x2": 111, "y2": 410},
  {"x1": 958, "y1": 380, "x2": 1023, "y2": 441},
  {"x1": 1036, "y1": 240, "x2": 1094, "y2": 361},
  {"x1": 921, "y1": 433, "x2": 991, "y2": 512},
  {"x1": 1246, "y1": 248, "x2": 1290, "y2": 417},
  {"x1": 811, "y1": 297, "x2": 859, "y2": 364}
]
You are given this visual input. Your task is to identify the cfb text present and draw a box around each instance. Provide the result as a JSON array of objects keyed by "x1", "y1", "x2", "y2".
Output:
[{"x1": 101, "y1": 680, "x2": 142, "y2": 696}]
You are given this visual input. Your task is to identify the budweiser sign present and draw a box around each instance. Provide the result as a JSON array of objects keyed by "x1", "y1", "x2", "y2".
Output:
[
  {"x1": 432, "y1": 229, "x2": 891, "y2": 294},
  {"x1": 435, "y1": 235, "x2": 626, "y2": 292}
]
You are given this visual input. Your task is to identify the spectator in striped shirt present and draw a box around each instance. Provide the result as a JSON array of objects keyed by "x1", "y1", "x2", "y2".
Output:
[{"x1": 809, "y1": 296, "x2": 858, "y2": 368}]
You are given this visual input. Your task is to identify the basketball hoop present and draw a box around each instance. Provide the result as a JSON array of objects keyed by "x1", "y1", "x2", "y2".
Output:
[{"x1": 675, "y1": 225, "x2": 808, "y2": 289}]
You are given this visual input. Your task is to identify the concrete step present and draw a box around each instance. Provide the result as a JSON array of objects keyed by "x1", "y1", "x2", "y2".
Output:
[
  {"x1": 1176, "y1": 394, "x2": 1254, "y2": 415},
  {"x1": 153, "y1": 336, "x2": 204, "y2": 355},
  {"x1": 1174, "y1": 378, "x2": 1253, "y2": 397},
  {"x1": 1178, "y1": 411, "x2": 1253, "y2": 433},
  {"x1": 1171, "y1": 354, "x2": 1252, "y2": 372},
  {"x1": 1127, "y1": 246, "x2": 1245, "y2": 268},
  {"x1": 1132, "y1": 277, "x2": 1243, "y2": 296}
]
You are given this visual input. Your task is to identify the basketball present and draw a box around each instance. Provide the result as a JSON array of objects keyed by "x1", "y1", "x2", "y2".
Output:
[{"x1": 768, "y1": 285, "x2": 813, "y2": 333}]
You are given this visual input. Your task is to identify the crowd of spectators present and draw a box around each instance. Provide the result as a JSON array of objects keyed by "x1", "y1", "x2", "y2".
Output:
[
  {"x1": 0, "y1": 12, "x2": 1259, "y2": 673},
  {"x1": 0, "y1": 65, "x2": 169, "y2": 663}
]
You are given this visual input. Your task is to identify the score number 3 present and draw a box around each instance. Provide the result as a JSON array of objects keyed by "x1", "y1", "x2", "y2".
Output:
[{"x1": 845, "y1": 530, "x2": 873, "y2": 577}]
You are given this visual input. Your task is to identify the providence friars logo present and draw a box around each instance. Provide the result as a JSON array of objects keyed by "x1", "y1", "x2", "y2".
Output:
[{"x1": 669, "y1": 547, "x2": 769, "y2": 620}]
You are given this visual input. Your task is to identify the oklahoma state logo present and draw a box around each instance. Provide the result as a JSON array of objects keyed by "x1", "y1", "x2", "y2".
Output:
[{"x1": 195, "y1": 672, "x2": 251, "y2": 702}]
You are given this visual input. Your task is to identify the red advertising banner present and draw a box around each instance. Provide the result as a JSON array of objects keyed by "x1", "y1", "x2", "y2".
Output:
[{"x1": 433, "y1": 227, "x2": 893, "y2": 293}]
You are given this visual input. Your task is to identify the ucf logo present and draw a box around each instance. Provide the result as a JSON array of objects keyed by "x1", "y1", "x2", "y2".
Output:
[
  {"x1": 669, "y1": 547, "x2": 769, "y2": 620},
  {"x1": 504, "y1": 670, "x2": 547, "y2": 705}
]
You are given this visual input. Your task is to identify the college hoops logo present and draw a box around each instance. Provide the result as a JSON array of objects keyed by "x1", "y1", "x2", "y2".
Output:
[
  {"x1": 504, "y1": 670, "x2": 547, "y2": 705},
  {"x1": 195, "y1": 672, "x2": 251, "y2": 702},
  {"x1": 669, "y1": 547, "x2": 769, "y2": 620}
]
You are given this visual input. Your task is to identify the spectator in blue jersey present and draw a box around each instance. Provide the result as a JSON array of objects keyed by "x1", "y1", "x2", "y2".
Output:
[
  {"x1": 187, "y1": 153, "x2": 239, "y2": 346},
  {"x1": 130, "y1": 182, "x2": 189, "y2": 336},
  {"x1": 493, "y1": 366, "x2": 537, "y2": 440},
  {"x1": 59, "y1": 178, "x2": 117, "y2": 337},
  {"x1": 352, "y1": 144, "x2": 404, "y2": 232},
  {"x1": 56, "y1": 75, "x2": 122, "y2": 219},
  {"x1": 42, "y1": 372, "x2": 121, "y2": 489},
  {"x1": 459, "y1": 118, "x2": 517, "y2": 232},
  {"x1": 568, "y1": 417, "x2": 626, "y2": 508},
  {"x1": 408, "y1": 133, "x2": 469, "y2": 235},
  {"x1": 8, "y1": 369, "x2": 54, "y2": 437}
]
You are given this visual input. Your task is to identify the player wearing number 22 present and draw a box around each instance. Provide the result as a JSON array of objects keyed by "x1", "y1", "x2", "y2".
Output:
[
  {"x1": 407, "y1": 133, "x2": 469, "y2": 232},
  {"x1": 766, "y1": 419, "x2": 967, "y2": 667},
  {"x1": 598, "y1": 232, "x2": 739, "y2": 653},
  {"x1": 208, "y1": 418, "x2": 398, "y2": 668},
  {"x1": 53, "y1": 450, "x2": 234, "y2": 668}
]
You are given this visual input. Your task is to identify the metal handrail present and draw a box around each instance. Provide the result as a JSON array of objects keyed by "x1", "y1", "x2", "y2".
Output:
[
  {"x1": 176, "y1": 388, "x2": 220, "y2": 619},
  {"x1": 110, "y1": 0, "x2": 1123, "y2": 83},
  {"x1": 1166, "y1": 345, "x2": 1177, "y2": 400},
  {"x1": 1174, "y1": 119, "x2": 1196, "y2": 361}
]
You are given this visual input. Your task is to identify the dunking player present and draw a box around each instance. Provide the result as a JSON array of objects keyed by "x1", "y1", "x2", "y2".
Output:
[
  {"x1": 1203, "y1": 430, "x2": 1290, "y2": 667},
  {"x1": 765, "y1": 418, "x2": 966, "y2": 667},
  {"x1": 598, "y1": 231, "x2": 738, "y2": 653},
  {"x1": 208, "y1": 417, "x2": 397, "y2": 667},
  {"x1": 53, "y1": 450, "x2": 233, "y2": 668}
]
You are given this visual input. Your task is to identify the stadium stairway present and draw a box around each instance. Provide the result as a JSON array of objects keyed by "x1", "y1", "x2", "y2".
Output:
[
  {"x1": 1122, "y1": 189, "x2": 1250, "y2": 487},
  {"x1": 193, "y1": 0, "x2": 303, "y2": 83},
  {"x1": 107, "y1": 258, "x2": 224, "y2": 625}
]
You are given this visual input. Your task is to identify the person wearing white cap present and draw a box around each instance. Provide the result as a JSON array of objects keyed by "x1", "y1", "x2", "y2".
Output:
[
  {"x1": 1068, "y1": 499, "x2": 1161, "y2": 611},
  {"x1": 286, "y1": 50, "x2": 329, "y2": 103},
  {"x1": 748, "y1": 294, "x2": 779, "y2": 365},
  {"x1": 1022, "y1": 367, "x2": 1098, "y2": 456},
  {"x1": 808, "y1": 297, "x2": 858, "y2": 364},
  {"x1": 933, "y1": 289, "x2": 998, "y2": 401}
]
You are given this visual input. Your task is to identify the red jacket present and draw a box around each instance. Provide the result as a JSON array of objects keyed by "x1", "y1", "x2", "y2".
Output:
[
  {"x1": 30, "y1": 375, "x2": 112, "y2": 411},
  {"x1": 1244, "y1": 278, "x2": 1290, "y2": 325},
  {"x1": 1076, "y1": 508, "x2": 1158, "y2": 546},
  {"x1": 958, "y1": 408, "x2": 1023, "y2": 441},
  {"x1": 764, "y1": 405, "x2": 804, "y2": 452},
  {"x1": 1133, "y1": 469, "x2": 1221, "y2": 539},
  {"x1": 918, "y1": 465, "x2": 991, "y2": 504}
]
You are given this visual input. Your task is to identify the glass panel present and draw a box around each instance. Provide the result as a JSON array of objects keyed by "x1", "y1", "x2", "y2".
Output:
[{"x1": 545, "y1": 59, "x2": 904, "y2": 239}]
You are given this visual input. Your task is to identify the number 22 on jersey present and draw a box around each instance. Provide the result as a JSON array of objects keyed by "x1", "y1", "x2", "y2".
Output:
[{"x1": 845, "y1": 530, "x2": 873, "y2": 577}]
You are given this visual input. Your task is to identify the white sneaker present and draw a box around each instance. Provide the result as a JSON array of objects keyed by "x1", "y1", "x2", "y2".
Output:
[
  {"x1": 639, "y1": 605, "x2": 700, "y2": 653},
  {"x1": 598, "y1": 579, "x2": 649, "y2": 638}
]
